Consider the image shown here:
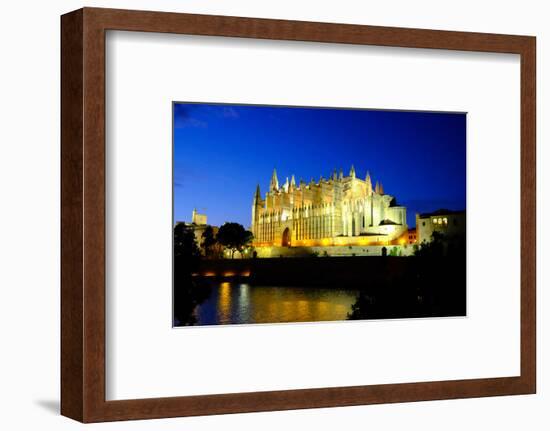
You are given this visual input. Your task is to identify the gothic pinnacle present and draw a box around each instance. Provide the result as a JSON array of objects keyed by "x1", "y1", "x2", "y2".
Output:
[
  {"x1": 366, "y1": 171, "x2": 373, "y2": 194},
  {"x1": 270, "y1": 168, "x2": 279, "y2": 191}
]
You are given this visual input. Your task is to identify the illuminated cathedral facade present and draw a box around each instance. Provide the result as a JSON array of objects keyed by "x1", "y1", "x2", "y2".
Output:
[{"x1": 251, "y1": 167, "x2": 408, "y2": 248}]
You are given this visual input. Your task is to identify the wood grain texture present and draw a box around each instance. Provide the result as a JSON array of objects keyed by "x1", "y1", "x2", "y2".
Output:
[
  {"x1": 60, "y1": 7, "x2": 537, "y2": 423},
  {"x1": 60, "y1": 9, "x2": 84, "y2": 422},
  {"x1": 82, "y1": 8, "x2": 107, "y2": 423},
  {"x1": 520, "y1": 37, "x2": 536, "y2": 394}
]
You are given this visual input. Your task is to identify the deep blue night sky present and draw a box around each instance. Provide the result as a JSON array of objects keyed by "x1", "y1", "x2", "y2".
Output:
[{"x1": 173, "y1": 103, "x2": 466, "y2": 228}]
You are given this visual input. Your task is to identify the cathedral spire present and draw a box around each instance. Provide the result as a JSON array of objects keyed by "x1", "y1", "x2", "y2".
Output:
[
  {"x1": 379, "y1": 182, "x2": 384, "y2": 195},
  {"x1": 290, "y1": 174, "x2": 296, "y2": 188},
  {"x1": 375, "y1": 181, "x2": 380, "y2": 194},
  {"x1": 339, "y1": 168, "x2": 344, "y2": 180},
  {"x1": 254, "y1": 184, "x2": 261, "y2": 202},
  {"x1": 270, "y1": 168, "x2": 279, "y2": 191},
  {"x1": 365, "y1": 171, "x2": 372, "y2": 195},
  {"x1": 349, "y1": 164, "x2": 356, "y2": 178}
]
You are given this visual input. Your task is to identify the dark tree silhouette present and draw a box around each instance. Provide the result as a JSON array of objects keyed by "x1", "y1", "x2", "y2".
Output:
[
  {"x1": 216, "y1": 222, "x2": 254, "y2": 258},
  {"x1": 348, "y1": 231, "x2": 466, "y2": 320},
  {"x1": 200, "y1": 225, "x2": 217, "y2": 258},
  {"x1": 173, "y1": 223, "x2": 211, "y2": 326},
  {"x1": 414, "y1": 231, "x2": 446, "y2": 258},
  {"x1": 174, "y1": 223, "x2": 200, "y2": 260}
]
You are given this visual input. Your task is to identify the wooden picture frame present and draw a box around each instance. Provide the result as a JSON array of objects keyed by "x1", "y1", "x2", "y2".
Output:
[{"x1": 61, "y1": 7, "x2": 536, "y2": 423}]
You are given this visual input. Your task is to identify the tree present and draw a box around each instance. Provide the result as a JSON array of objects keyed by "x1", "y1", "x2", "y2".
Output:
[
  {"x1": 414, "y1": 231, "x2": 446, "y2": 258},
  {"x1": 174, "y1": 223, "x2": 200, "y2": 260},
  {"x1": 242, "y1": 230, "x2": 254, "y2": 255},
  {"x1": 173, "y1": 223, "x2": 210, "y2": 326},
  {"x1": 348, "y1": 229, "x2": 466, "y2": 321},
  {"x1": 216, "y1": 222, "x2": 254, "y2": 258},
  {"x1": 200, "y1": 225, "x2": 217, "y2": 258}
]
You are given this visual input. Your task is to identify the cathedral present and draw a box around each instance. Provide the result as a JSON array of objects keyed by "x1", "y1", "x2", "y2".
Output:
[{"x1": 251, "y1": 167, "x2": 408, "y2": 249}]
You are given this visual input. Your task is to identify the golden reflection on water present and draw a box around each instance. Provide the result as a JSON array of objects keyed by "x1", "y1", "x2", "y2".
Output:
[
  {"x1": 199, "y1": 282, "x2": 358, "y2": 325},
  {"x1": 217, "y1": 282, "x2": 231, "y2": 322}
]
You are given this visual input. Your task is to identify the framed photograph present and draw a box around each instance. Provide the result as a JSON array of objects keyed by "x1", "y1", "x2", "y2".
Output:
[
  {"x1": 172, "y1": 102, "x2": 467, "y2": 327},
  {"x1": 61, "y1": 7, "x2": 536, "y2": 422}
]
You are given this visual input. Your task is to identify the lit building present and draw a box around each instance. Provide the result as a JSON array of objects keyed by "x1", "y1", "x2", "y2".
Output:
[
  {"x1": 251, "y1": 167, "x2": 408, "y2": 248},
  {"x1": 405, "y1": 227, "x2": 417, "y2": 245},
  {"x1": 191, "y1": 208, "x2": 208, "y2": 226},
  {"x1": 416, "y1": 209, "x2": 466, "y2": 245}
]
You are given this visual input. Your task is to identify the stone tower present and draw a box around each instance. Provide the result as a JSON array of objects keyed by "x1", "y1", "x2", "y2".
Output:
[{"x1": 251, "y1": 184, "x2": 263, "y2": 238}]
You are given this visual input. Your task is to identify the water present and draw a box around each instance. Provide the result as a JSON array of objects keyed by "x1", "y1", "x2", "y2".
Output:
[{"x1": 192, "y1": 281, "x2": 360, "y2": 326}]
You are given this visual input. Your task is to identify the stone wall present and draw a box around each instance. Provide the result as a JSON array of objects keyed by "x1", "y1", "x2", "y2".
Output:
[
  {"x1": 195, "y1": 255, "x2": 417, "y2": 287},
  {"x1": 254, "y1": 244, "x2": 414, "y2": 258}
]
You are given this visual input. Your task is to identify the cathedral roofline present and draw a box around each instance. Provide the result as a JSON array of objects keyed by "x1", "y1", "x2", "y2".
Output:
[
  {"x1": 417, "y1": 208, "x2": 466, "y2": 218},
  {"x1": 266, "y1": 173, "x2": 373, "y2": 192}
]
